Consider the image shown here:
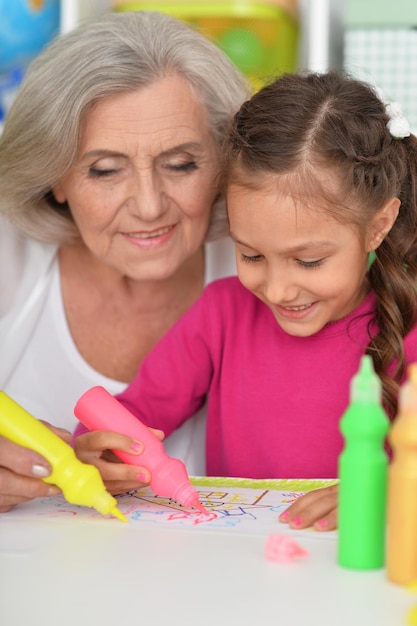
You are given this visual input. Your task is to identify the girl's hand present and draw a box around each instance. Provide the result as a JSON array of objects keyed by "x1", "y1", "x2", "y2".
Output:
[
  {"x1": 0, "y1": 423, "x2": 71, "y2": 512},
  {"x1": 73, "y1": 428, "x2": 164, "y2": 495},
  {"x1": 278, "y1": 484, "x2": 339, "y2": 531}
]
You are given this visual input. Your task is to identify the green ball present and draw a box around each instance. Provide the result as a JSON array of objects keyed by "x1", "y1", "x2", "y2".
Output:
[{"x1": 218, "y1": 27, "x2": 265, "y2": 74}]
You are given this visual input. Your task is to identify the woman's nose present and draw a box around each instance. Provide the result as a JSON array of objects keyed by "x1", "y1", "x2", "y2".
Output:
[{"x1": 128, "y1": 170, "x2": 167, "y2": 221}]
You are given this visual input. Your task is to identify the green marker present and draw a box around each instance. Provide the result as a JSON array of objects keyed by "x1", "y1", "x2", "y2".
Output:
[{"x1": 338, "y1": 355, "x2": 390, "y2": 569}]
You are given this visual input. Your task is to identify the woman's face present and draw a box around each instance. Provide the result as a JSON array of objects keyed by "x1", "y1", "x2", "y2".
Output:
[{"x1": 53, "y1": 75, "x2": 219, "y2": 280}]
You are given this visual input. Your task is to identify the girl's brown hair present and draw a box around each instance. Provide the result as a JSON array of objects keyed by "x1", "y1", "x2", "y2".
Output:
[{"x1": 224, "y1": 71, "x2": 417, "y2": 416}]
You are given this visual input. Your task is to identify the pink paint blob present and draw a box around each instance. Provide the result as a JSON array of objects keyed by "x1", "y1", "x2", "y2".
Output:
[{"x1": 264, "y1": 533, "x2": 309, "y2": 563}]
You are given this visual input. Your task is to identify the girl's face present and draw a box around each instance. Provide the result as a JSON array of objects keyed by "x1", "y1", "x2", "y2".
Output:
[
  {"x1": 227, "y1": 181, "x2": 374, "y2": 337},
  {"x1": 53, "y1": 75, "x2": 219, "y2": 280}
]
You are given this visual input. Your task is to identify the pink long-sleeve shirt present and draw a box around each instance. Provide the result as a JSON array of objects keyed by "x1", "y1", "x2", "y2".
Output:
[{"x1": 74, "y1": 277, "x2": 417, "y2": 479}]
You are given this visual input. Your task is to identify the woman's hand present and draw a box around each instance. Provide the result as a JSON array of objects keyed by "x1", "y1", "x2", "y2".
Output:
[
  {"x1": 73, "y1": 428, "x2": 165, "y2": 495},
  {"x1": 0, "y1": 423, "x2": 71, "y2": 512},
  {"x1": 278, "y1": 484, "x2": 339, "y2": 531}
]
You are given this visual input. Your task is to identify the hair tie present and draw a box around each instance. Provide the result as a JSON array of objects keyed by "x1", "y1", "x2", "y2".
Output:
[
  {"x1": 385, "y1": 101, "x2": 411, "y2": 139},
  {"x1": 374, "y1": 87, "x2": 411, "y2": 139}
]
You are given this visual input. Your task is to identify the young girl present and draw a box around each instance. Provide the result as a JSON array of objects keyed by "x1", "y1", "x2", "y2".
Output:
[{"x1": 74, "y1": 71, "x2": 417, "y2": 531}]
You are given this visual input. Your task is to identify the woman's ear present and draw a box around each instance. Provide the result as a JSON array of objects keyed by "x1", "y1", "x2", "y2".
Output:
[
  {"x1": 50, "y1": 183, "x2": 66, "y2": 204},
  {"x1": 366, "y1": 197, "x2": 401, "y2": 252}
]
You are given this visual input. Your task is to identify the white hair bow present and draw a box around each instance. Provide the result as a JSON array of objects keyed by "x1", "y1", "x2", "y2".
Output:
[{"x1": 385, "y1": 101, "x2": 411, "y2": 139}]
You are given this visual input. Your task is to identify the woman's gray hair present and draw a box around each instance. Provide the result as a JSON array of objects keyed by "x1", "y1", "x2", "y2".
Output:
[{"x1": 0, "y1": 11, "x2": 250, "y2": 243}]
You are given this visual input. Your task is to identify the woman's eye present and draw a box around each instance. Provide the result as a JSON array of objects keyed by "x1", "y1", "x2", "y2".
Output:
[
  {"x1": 166, "y1": 161, "x2": 198, "y2": 173},
  {"x1": 297, "y1": 258, "x2": 325, "y2": 269},
  {"x1": 241, "y1": 253, "x2": 263, "y2": 263},
  {"x1": 89, "y1": 167, "x2": 118, "y2": 178}
]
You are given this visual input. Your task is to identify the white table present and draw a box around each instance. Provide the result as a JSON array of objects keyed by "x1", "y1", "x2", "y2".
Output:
[{"x1": 0, "y1": 478, "x2": 414, "y2": 626}]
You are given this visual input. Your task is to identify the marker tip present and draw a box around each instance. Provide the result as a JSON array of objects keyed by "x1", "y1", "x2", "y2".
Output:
[
  {"x1": 194, "y1": 500, "x2": 210, "y2": 515},
  {"x1": 111, "y1": 507, "x2": 128, "y2": 523}
]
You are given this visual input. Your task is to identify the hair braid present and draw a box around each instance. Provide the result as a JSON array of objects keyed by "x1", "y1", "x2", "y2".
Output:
[{"x1": 367, "y1": 137, "x2": 417, "y2": 415}]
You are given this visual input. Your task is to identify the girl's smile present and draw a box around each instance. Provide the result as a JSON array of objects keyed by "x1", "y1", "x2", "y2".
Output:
[
  {"x1": 273, "y1": 301, "x2": 319, "y2": 320},
  {"x1": 227, "y1": 180, "x2": 372, "y2": 337}
]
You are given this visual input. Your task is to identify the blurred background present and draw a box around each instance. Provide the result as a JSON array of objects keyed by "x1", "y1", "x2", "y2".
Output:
[{"x1": 0, "y1": 0, "x2": 417, "y2": 131}]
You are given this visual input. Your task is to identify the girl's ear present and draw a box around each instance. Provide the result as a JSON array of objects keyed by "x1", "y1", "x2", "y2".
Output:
[
  {"x1": 366, "y1": 197, "x2": 401, "y2": 252},
  {"x1": 51, "y1": 182, "x2": 66, "y2": 204}
]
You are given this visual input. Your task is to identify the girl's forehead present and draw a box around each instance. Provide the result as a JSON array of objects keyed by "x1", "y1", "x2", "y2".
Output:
[
  {"x1": 227, "y1": 176, "x2": 364, "y2": 236},
  {"x1": 228, "y1": 184, "x2": 331, "y2": 220},
  {"x1": 227, "y1": 165, "x2": 353, "y2": 217},
  {"x1": 227, "y1": 178, "x2": 328, "y2": 210},
  {"x1": 228, "y1": 185, "x2": 365, "y2": 255},
  {"x1": 228, "y1": 163, "x2": 339, "y2": 195}
]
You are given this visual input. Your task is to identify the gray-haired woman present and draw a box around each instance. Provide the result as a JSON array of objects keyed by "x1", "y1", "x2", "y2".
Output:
[{"x1": 0, "y1": 10, "x2": 249, "y2": 510}]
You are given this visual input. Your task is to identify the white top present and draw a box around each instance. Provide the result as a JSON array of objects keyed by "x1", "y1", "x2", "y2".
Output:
[
  {"x1": 4, "y1": 261, "x2": 127, "y2": 430},
  {"x1": 0, "y1": 218, "x2": 236, "y2": 474}
]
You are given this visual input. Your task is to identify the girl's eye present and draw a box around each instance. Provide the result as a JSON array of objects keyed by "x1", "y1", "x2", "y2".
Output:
[
  {"x1": 89, "y1": 167, "x2": 118, "y2": 178},
  {"x1": 297, "y1": 258, "x2": 325, "y2": 269},
  {"x1": 241, "y1": 253, "x2": 263, "y2": 263}
]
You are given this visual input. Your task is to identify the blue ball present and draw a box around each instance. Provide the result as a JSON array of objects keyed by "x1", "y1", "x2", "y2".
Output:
[{"x1": 0, "y1": 0, "x2": 60, "y2": 73}]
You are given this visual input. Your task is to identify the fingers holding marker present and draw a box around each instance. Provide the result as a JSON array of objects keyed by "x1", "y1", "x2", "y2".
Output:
[
  {"x1": 73, "y1": 430, "x2": 151, "y2": 495},
  {"x1": 0, "y1": 466, "x2": 61, "y2": 512},
  {"x1": 0, "y1": 435, "x2": 52, "y2": 478}
]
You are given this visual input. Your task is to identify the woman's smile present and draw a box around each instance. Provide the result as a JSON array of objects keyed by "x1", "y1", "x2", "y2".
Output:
[{"x1": 122, "y1": 224, "x2": 176, "y2": 248}]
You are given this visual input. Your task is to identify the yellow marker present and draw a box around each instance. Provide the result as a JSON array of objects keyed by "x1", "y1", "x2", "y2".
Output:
[
  {"x1": 0, "y1": 391, "x2": 127, "y2": 522},
  {"x1": 407, "y1": 580, "x2": 417, "y2": 594},
  {"x1": 407, "y1": 604, "x2": 417, "y2": 626},
  {"x1": 386, "y1": 365, "x2": 417, "y2": 584}
]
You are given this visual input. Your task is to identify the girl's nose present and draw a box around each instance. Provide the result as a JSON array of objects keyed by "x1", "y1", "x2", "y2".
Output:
[{"x1": 263, "y1": 270, "x2": 300, "y2": 305}]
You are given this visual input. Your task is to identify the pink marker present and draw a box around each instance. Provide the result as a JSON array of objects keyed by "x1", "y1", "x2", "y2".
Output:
[{"x1": 74, "y1": 386, "x2": 207, "y2": 513}]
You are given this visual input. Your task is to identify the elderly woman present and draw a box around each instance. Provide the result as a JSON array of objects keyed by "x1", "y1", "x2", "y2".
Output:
[{"x1": 0, "y1": 10, "x2": 249, "y2": 510}]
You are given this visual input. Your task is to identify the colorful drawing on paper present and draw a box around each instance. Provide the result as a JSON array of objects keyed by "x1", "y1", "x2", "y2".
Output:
[
  {"x1": 118, "y1": 486, "x2": 302, "y2": 530},
  {"x1": 3, "y1": 478, "x2": 337, "y2": 538}
]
